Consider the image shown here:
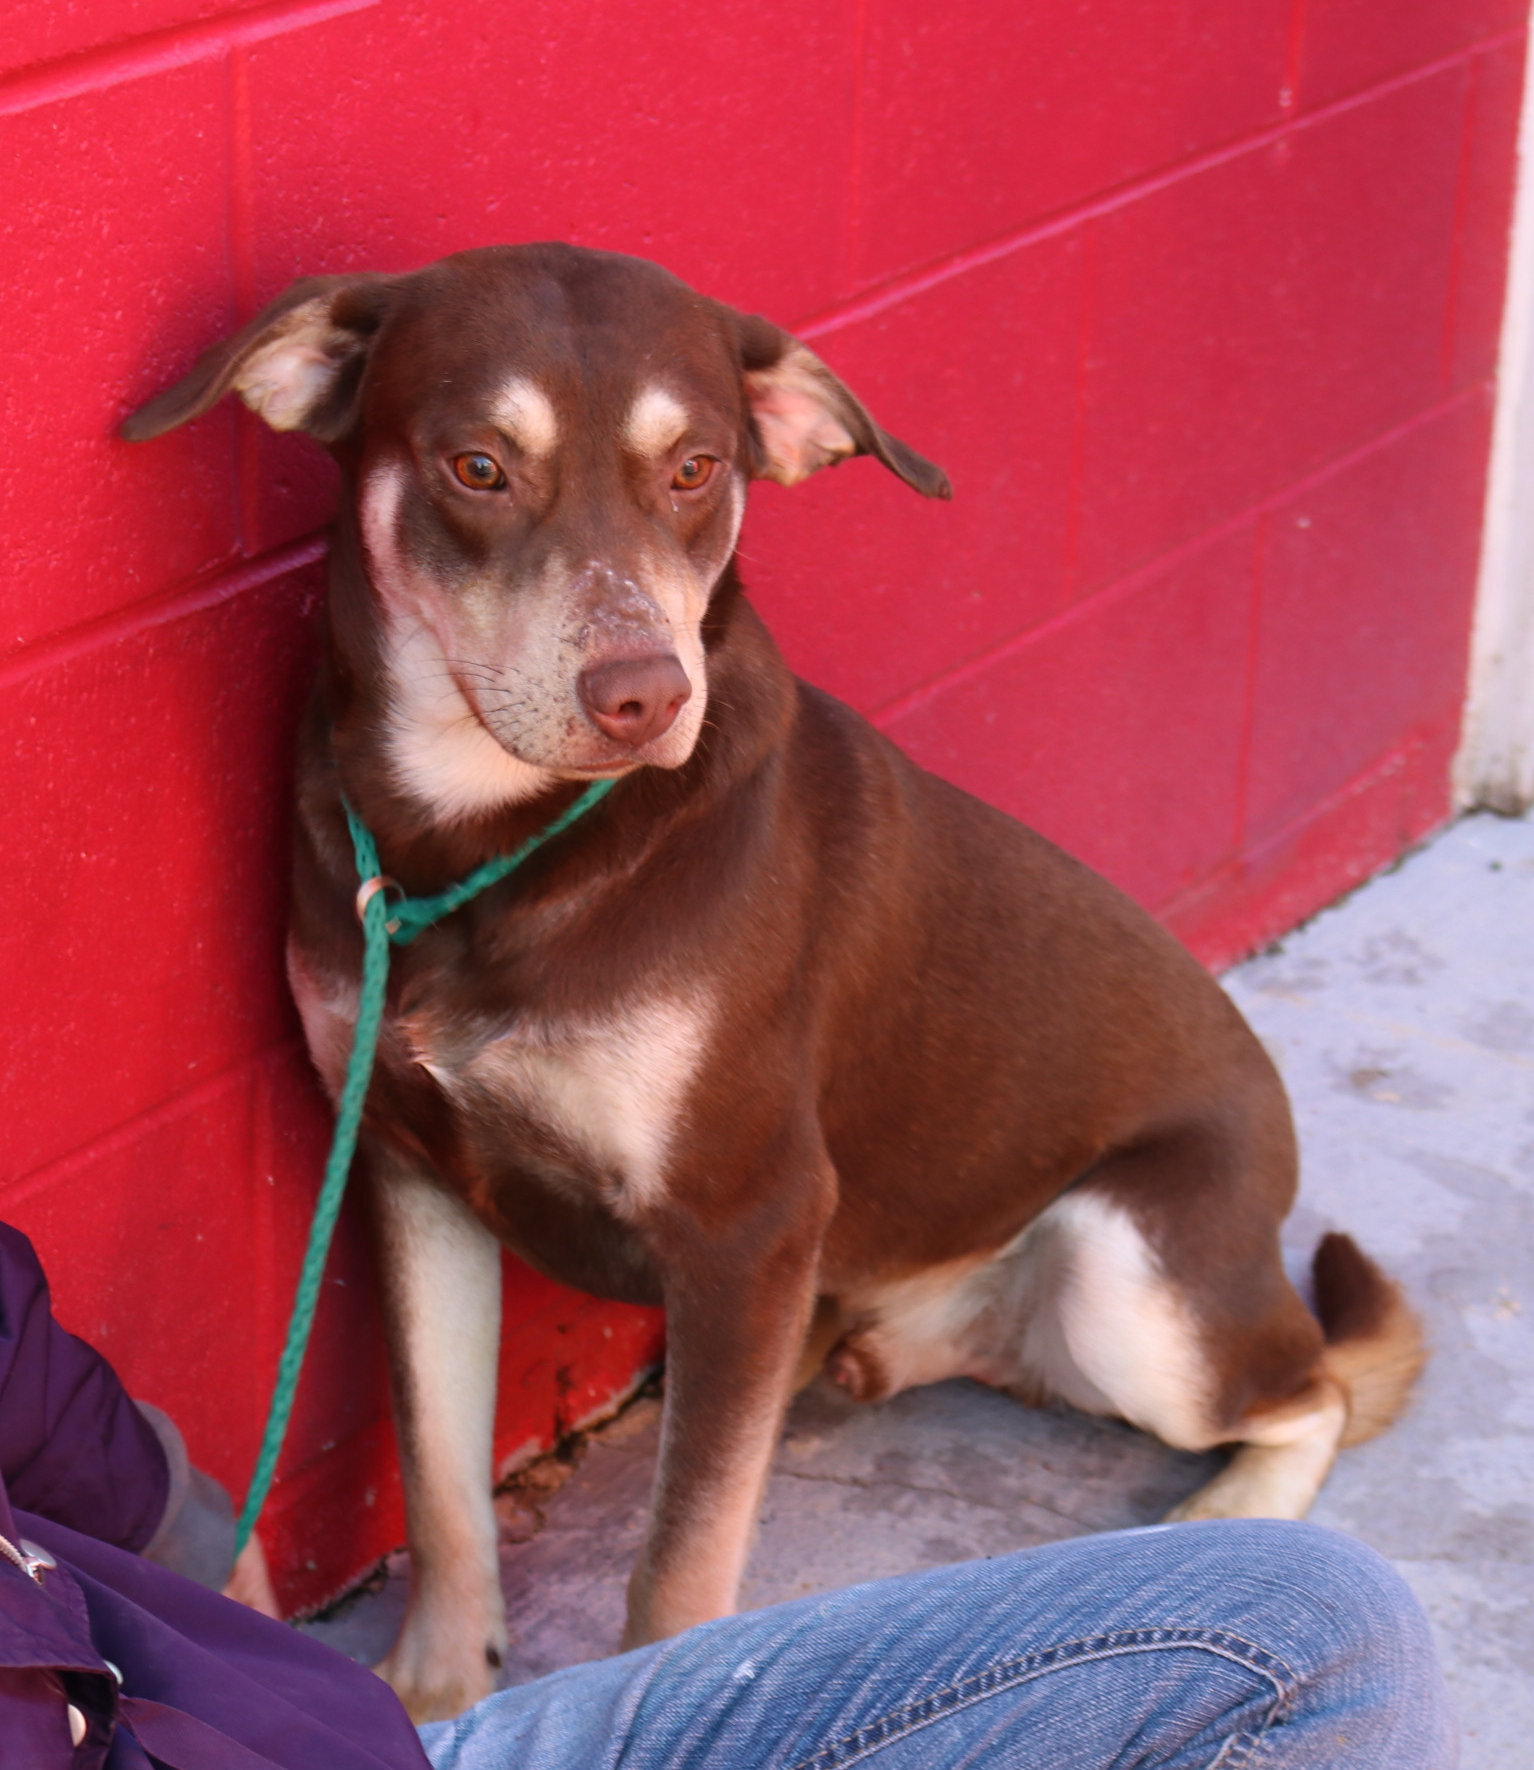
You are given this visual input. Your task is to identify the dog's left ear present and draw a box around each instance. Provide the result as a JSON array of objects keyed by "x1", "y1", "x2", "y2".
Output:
[
  {"x1": 121, "y1": 273, "x2": 398, "y2": 444},
  {"x1": 732, "y1": 312, "x2": 952, "y2": 499}
]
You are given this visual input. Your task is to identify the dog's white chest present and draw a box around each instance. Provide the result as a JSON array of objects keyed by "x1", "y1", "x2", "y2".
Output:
[
  {"x1": 432, "y1": 996, "x2": 711, "y2": 1212},
  {"x1": 289, "y1": 941, "x2": 710, "y2": 1211}
]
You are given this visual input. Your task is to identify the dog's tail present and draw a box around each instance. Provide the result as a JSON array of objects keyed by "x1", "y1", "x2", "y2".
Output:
[{"x1": 1312, "y1": 1231, "x2": 1425, "y2": 1448}]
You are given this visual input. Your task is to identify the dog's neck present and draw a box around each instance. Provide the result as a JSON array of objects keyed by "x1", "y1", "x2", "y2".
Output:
[{"x1": 313, "y1": 521, "x2": 795, "y2": 891}]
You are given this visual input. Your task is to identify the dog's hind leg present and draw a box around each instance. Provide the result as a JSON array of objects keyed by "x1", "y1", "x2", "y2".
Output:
[
  {"x1": 989, "y1": 1118, "x2": 1416, "y2": 1521},
  {"x1": 1011, "y1": 1184, "x2": 1343, "y2": 1518},
  {"x1": 1166, "y1": 1230, "x2": 1424, "y2": 1520},
  {"x1": 370, "y1": 1155, "x2": 506, "y2": 1723}
]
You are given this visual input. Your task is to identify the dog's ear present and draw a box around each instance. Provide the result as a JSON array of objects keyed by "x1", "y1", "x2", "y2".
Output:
[
  {"x1": 121, "y1": 274, "x2": 398, "y2": 444},
  {"x1": 731, "y1": 312, "x2": 951, "y2": 499}
]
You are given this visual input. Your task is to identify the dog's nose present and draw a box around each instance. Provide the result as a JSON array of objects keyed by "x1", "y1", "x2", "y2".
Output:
[{"x1": 578, "y1": 654, "x2": 692, "y2": 747}]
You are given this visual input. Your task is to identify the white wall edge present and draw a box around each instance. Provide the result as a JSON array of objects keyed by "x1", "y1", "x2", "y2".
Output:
[{"x1": 1456, "y1": 18, "x2": 1534, "y2": 814}]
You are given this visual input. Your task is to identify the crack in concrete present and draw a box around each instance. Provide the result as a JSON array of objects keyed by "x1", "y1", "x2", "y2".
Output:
[{"x1": 773, "y1": 1462, "x2": 1090, "y2": 1528}]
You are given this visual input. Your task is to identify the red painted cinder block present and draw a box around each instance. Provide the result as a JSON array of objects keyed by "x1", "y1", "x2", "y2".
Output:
[
  {"x1": 0, "y1": 63, "x2": 237, "y2": 654},
  {"x1": 744, "y1": 236, "x2": 1084, "y2": 713},
  {"x1": 1295, "y1": 0, "x2": 1523, "y2": 110},
  {"x1": 1, "y1": 1066, "x2": 270, "y2": 1498},
  {"x1": 1078, "y1": 69, "x2": 1468, "y2": 595},
  {"x1": 261, "y1": 1414, "x2": 403, "y2": 1615},
  {"x1": 253, "y1": 1048, "x2": 391, "y2": 1489},
  {"x1": 232, "y1": 0, "x2": 857, "y2": 555},
  {"x1": 1446, "y1": 37, "x2": 1529, "y2": 393},
  {"x1": 1244, "y1": 393, "x2": 1492, "y2": 843},
  {"x1": 0, "y1": 562, "x2": 323, "y2": 1182},
  {"x1": 853, "y1": 0, "x2": 1292, "y2": 286},
  {"x1": 883, "y1": 523, "x2": 1256, "y2": 913},
  {"x1": 239, "y1": 0, "x2": 853, "y2": 310}
]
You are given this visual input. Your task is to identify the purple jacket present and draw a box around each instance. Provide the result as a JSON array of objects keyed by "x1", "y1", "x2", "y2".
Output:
[{"x1": 0, "y1": 1224, "x2": 430, "y2": 1769}]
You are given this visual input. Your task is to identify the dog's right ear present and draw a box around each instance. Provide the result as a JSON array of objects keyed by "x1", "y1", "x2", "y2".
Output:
[{"x1": 120, "y1": 274, "x2": 397, "y2": 444}]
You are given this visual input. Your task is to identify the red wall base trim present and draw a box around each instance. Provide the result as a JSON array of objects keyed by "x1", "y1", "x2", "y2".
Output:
[{"x1": 1164, "y1": 722, "x2": 1460, "y2": 973}]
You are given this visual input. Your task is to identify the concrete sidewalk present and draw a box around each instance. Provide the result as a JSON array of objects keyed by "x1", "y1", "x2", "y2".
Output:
[{"x1": 308, "y1": 810, "x2": 1534, "y2": 1767}]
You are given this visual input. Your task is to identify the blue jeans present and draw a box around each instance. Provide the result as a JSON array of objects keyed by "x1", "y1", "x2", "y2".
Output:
[{"x1": 419, "y1": 1520, "x2": 1452, "y2": 1769}]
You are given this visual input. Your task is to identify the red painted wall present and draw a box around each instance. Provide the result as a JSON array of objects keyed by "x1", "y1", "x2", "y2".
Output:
[{"x1": 1, "y1": 0, "x2": 1522, "y2": 1610}]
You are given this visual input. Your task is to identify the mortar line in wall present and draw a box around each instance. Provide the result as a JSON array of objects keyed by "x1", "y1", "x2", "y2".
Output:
[
  {"x1": 1441, "y1": 50, "x2": 1483, "y2": 395},
  {"x1": 1, "y1": 1038, "x2": 306, "y2": 1211},
  {"x1": 840, "y1": 0, "x2": 872, "y2": 299},
  {"x1": 869, "y1": 383, "x2": 1488, "y2": 730},
  {"x1": 1059, "y1": 225, "x2": 1097, "y2": 600},
  {"x1": 0, "y1": 533, "x2": 327, "y2": 690},
  {"x1": 795, "y1": 30, "x2": 1523, "y2": 342},
  {"x1": 227, "y1": 45, "x2": 264, "y2": 552},
  {"x1": 249, "y1": 1046, "x2": 286, "y2": 1377},
  {"x1": 0, "y1": 0, "x2": 378, "y2": 118},
  {"x1": 1231, "y1": 513, "x2": 1271, "y2": 855}
]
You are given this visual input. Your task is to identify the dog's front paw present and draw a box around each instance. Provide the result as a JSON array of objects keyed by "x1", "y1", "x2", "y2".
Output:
[{"x1": 376, "y1": 1624, "x2": 505, "y2": 1723}]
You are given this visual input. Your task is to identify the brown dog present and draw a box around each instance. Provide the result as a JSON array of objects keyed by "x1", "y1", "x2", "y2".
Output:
[{"x1": 126, "y1": 243, "x2": 1423, "y2": 1721}]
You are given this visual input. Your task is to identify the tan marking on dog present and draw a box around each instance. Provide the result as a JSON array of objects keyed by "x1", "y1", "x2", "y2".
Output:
[
  {"x1": 371, "y1": 1163, "x2": 507, "y2": 1721},
  {"x1": 1166, "y1": 1379, "x2": 1348, "y2": 1521},
  {"x1": 744, "y1": 346, "x2": 858, "y2": 485},
  {"x1": 491, "y1": 376, "x2": 559, "y2": 457},
  {"x1": 360, "y1": 462, "x2": 554, "y2": 815},
  {"x1": 832, "y1": 1191, "x2": 1217, "y2": 1449},
  {"x1": 624, "y1": 384, "x2": 689, "y2": 457},
  {"x1": 231, "y1": 297, "x2": 347, "y2": 431},
  {"x1": 1037, "y1": 1191, "x2": 1218, "y2": 1449},
  {"x1": 459, "y1": 996, "x2": 712, "y2": 1210},
  {"x1": 384, "y1": 617, "x2": 555, "y2": 816}
]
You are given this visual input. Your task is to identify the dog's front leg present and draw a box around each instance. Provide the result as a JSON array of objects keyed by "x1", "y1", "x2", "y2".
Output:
[
  {"x1": 370, "y1": 1155, "x2": 506, "y2": 1722},
  {"x1": 623, "y1": 1151, "x2": 833, "y2": 1648}
]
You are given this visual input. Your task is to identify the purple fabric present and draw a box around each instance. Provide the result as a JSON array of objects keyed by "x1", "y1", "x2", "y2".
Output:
[
  {"x1": 0, "y1": 1225, "x2": 168, "y2": 1549},
  {"x1": 0, "y1": 1224, "x2": 430, "y2": 1770}
]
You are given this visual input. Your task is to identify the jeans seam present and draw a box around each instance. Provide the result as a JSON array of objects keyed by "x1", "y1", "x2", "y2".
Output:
[
  {"x1": 1202, "y1": 1681, "x2": 1297, "y2": 1770},
  {"x1": 786, "y1": 1627, "x2": 1297, "y2": 1770}
]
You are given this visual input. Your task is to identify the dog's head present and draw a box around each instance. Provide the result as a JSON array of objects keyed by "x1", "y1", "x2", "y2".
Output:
[{"x1": 125, "y1": 244, "x2": 949, "y2": 815}]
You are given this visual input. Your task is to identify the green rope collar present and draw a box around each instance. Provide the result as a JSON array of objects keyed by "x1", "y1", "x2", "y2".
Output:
[{"x1": 235, "y1": 776, "x2": 617, "y2": 1553}]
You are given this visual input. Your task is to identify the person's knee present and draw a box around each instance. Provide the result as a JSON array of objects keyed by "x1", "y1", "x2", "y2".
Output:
[
  {"x1": 1163, "y1": 1519, "x2": 1450, "y2": 1756},
  {"x1": 1182, "y1": 1519, "x2": 1429, "y2": 1650},
  {"x1": 1268, "y1": 1521, "x2": 1438, "y2": 1679}
]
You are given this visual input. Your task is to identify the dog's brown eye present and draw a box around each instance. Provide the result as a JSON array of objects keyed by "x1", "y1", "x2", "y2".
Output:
[
  {"x1": 452, "y1": 452, "x2": 506, "y2": 490},
  {"x1": 671, "y1": 456, "x2": 715, "y2": 491}
]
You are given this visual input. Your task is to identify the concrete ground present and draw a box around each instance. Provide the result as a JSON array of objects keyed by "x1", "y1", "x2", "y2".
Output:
[{"x1": 308, "y1": 809, "x2": 1534, "y2": 1767}]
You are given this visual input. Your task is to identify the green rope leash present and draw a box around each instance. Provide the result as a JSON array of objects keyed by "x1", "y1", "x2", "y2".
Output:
[{"x1": 234, "y1": 776, "x2": 617, "y2": 1554}]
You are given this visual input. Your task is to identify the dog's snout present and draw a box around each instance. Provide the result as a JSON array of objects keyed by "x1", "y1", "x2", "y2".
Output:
[{"x1": 578, "y1": 655, "x2": 692, "y2": 747}]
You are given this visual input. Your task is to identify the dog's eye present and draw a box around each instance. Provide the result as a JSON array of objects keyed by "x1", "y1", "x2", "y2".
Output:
[
  {"x1": 671, "y1": 456, "x2": 715, "y2": 491},
  {"x1": 451, "y1": 452, "x2": 507, "y2": 490}
]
